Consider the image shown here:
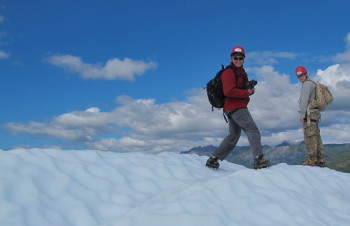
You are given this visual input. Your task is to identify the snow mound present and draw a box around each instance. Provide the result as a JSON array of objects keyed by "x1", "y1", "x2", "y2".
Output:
[{"x1": 0, "y1": 148, "x2": 349, "y2": 226}]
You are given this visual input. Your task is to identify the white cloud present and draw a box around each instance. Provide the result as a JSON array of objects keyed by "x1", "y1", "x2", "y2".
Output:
[
  {"x1": 5, "y1": 121, "x2": 94, "y2": 141},
  {"x1": 0, "y1": 50, "x2": 9, "y2": 59},
  {"x1": 0, "y1": 20, "x2": 9, "y2": 59},
  {"x1": 247, "y1": 51, "x2": 298, "y2": 65},
  {"x1": 47, "y1": 54, "x2": 157, "y2": 80},
  {"x1": 5, "y1": 108, "x2": 114, "y2": 141},
  {"x1": 247, "y1": 65, "x2": 300, "y2": 131},
  {"x1": 0, "y1": 14, "x2": 7, "y2": 45},
  {"x1": 333, "y1": 32, "x2": 350, "y2": 62},
  {"x1": 0, "y1": 15, "x2": 5, "y2": 24},
  {"x1": 321, "y1": 123, "x2": 350, "y2": 144},
  {"x1": 4, "y1": 91, "x2": 229, "y2": 152},
  {"x1": 315, "y1": 64, "x2": 350, "y2": 111}
]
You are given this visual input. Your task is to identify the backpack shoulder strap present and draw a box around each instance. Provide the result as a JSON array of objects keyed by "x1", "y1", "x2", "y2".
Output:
[
  {"x1": 225, "y1": 65, "x2": 248, "y2": 88},
  {"x1": 305, "y1": 80, "x2": 317, "y2": 126},
  {"x1": 306, "y1": 80, "x2": 317, "y2": 96},
  {"x1": 224, "y1": 65, "x2": 240, "y2": 85},
  {"x1": 307, "y1": 80, "x2": 317, "y2": 87}
]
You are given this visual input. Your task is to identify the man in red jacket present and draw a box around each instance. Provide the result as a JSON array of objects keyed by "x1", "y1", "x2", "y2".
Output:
[{"x1": 206, "y1": 46, "x2": 271, "y2": 169}]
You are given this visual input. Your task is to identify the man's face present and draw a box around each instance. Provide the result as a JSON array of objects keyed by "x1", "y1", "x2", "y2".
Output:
[
  {"x1": 297, "y1": 73, "x2": 307, "y2": 82},
  {"x1": 231, "y1": 55, "x2": 245, "y2": 67}
]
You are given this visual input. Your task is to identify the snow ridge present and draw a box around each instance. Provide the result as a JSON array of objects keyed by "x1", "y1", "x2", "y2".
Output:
[{"x1": 0, "y1": 149, "x2": 349, "y2": 226}]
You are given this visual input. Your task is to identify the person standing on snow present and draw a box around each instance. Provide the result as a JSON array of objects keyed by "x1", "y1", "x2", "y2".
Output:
[
  {"x1": 206, "y1": 46, "x2": 271, "y2": 170},
  {"x1": 296, "y1": 66, "x2": 326, "y2": 167}
]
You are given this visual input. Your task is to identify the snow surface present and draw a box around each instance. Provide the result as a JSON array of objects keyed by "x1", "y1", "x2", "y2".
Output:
[{"x1": 1, "y1": 149, "x2": 350, "y2": 226}]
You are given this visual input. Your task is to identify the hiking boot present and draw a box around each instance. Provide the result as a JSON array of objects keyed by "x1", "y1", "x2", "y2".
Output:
[
  {"x1": 301, "y1": 159, "x2": 317, "y2": 166},
  {"x1": 254, "y1": 155, "x2": 271, "y2": 169},
  {"x1": 316, "y1": 161, "x2": 326, "y2": 168},
  {"x1": 206, "y1": 155, "x2": 219, "y2": 169}
]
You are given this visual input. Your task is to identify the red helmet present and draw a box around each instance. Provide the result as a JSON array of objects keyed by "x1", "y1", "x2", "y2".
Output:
[
  {"x1": 231, "y1": 46, "x2": 245, "y2": 56},
  {"x1": 295, "y1": 66, "x2": 307, "y2": 76}
]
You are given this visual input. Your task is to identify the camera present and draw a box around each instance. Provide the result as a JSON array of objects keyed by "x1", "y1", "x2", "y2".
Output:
[{"x1": 246, "y1": 80, "x2": 258, "y2": 89}]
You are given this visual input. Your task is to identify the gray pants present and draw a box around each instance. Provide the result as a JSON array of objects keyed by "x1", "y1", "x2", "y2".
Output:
[{"x1": 212, "y1": 108, "x2": 263, "y2": 160}]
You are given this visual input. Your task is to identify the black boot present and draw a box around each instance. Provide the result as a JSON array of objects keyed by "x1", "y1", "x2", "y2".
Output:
[
  {"x1": 254, "y1": 155, "x2": 271, "y2": 169},
  {"x1": 316, "y1": 161, "x2": 326, "y2": 167},
  {"x1": 206, "y1": 155, "x2": 220, "y2": 169}
]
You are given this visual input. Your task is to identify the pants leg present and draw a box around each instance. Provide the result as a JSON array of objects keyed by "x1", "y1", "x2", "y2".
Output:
[
  {"x1": 212, "y1": 114, "x2": 241, "y2": 160},
  {"x1": 213, "y1": 108, "x2": 263, "y2": 160},
  {"x1": 303, "y1": 124, "x2": 318, "y2": 161},
  {"x1": 233, "y1": 108, "x2": 263, "y2": 158},
  {"x1": 317, "y1": 134, "x2": 325, "y2": 162},
  {"x1": 304, "y1": 111, "x2": 324, "y2": 162}
]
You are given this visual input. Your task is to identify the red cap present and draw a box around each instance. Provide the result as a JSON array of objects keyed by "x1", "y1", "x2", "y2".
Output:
[
  {"x1": 295, "y1": 66, "x2": 307, "y2": 76},
  {"x1": 231, "y1": 46, "x2": 245, "y2": 56}
]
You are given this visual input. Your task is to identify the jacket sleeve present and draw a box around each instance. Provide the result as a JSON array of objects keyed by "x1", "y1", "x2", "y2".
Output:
[{"x1": 222, "y1": 69, "x2": 249, "y2": 98}]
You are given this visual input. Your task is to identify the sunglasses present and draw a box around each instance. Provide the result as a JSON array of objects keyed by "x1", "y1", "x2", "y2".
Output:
[
  {"x1": 297, "y1": 73, "x2": 306, "y2": 78},
  {"x1": 233, "y1": 57, "x2": 244, "y2": 61}
]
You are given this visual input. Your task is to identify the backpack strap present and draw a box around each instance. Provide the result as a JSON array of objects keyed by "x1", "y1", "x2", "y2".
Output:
[
  {"x1": 220, "y1": 66, "x2": 238, "y2": 123},
  {"x1": 225, "y1": 65, "x2": 239, "y2": 87},
  {"x1": 223, "y1": 111, "x2": 228, "y2": 123},
  {"x1": 220, "y1": 66, "x2": 247, "y2": 123}
]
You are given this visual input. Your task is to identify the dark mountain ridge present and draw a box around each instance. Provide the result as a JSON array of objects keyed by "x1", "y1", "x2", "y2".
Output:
[{"x1": 181, "y1": 141, "x2": 350, "y2": 173}]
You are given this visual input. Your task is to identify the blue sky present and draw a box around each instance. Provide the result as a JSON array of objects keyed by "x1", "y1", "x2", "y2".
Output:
[{"x1": 1, "y1": 0, "x2": 350, "y2": 152}]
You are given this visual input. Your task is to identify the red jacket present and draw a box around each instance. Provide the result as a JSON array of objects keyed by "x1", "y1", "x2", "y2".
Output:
[{"x1": 222, "y1": 63, "x2": 250, "y2": 111}]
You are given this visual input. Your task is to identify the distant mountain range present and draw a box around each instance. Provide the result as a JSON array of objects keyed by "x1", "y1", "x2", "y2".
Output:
[{"x1": 181, "y1": 141, "x2": 350, "y2": 173}]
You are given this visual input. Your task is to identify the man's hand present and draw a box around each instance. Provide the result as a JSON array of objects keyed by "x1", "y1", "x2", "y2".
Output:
[
  {"x1": 248, "y1": 88, "x2": 255, "y2": 95},
  {"x1": 299, "y1": 118, "x2": 305, "y2": 123}
]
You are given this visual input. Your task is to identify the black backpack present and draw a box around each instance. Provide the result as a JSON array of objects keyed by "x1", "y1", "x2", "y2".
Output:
[{"x1": 206, "y1": 65, "x2": 235, "y2": 111}]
